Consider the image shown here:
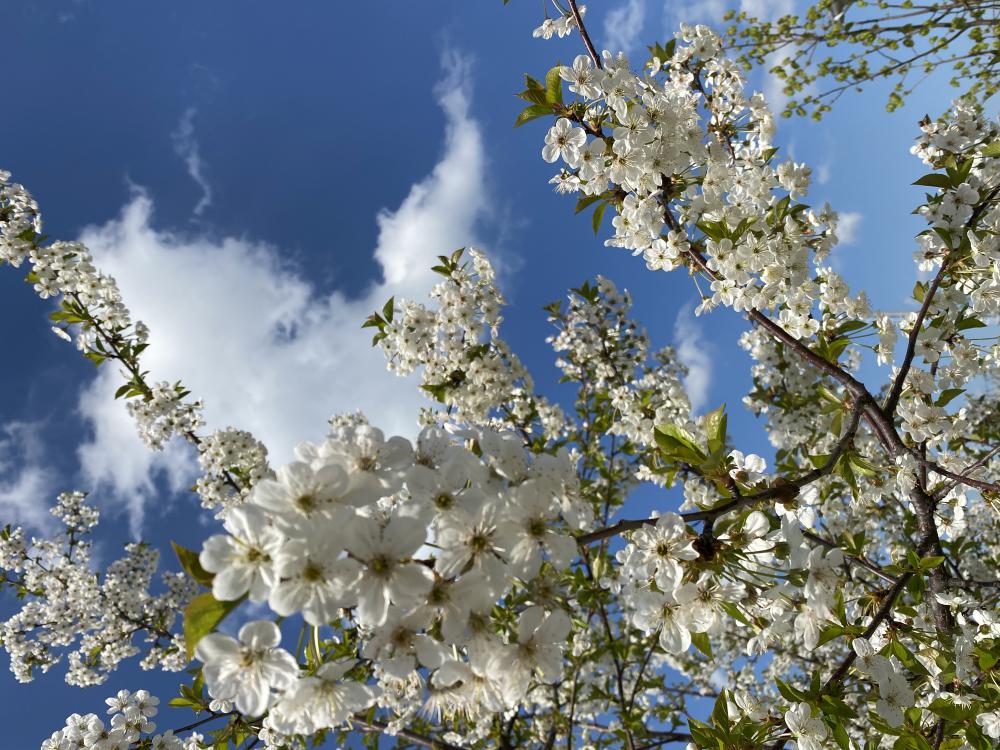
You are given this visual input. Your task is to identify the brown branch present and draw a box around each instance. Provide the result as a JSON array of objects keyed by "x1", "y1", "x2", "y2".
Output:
[
  {"x1": 567, "y1": 0, "x2": 601, "y2": 69},
  {"x1": 822, "y1": 571, "x2": 913, "y2": 689},
  {"x1": 801, "y1": 530, "x2": 897, "y2": 584},
  {"x1": 767, "y1": 568, "x2": 918, "y2": 749},
  {"x1": 932, "y1": 444, "x2": 1000, "y2": 498},
  {"x1": 883, "y1": 261, "x2": 948, "y2": 417},
  {"x1": 351, "y1": 716, "x2": 471, "y2": 750},
  {"x1": 917, "y1": 455, "x2": 1000, "y2": 495},
  {"x1": 886, "y1": 181, "x2": 1000, "y2": 417},
  {"x1": 575, "y1": 401, "x2": 865, "y2": 546}
]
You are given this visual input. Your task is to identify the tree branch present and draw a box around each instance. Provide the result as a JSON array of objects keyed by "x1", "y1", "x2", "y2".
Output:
[
  {"x1": 575, "y1": 400, "x2": 865, "y2": 546},
  {"x1": 567, "y1": 0, "x2": 601, "y2": 69},
  {"x1": 351, "y1": 716, "x2": 472, "y2": 750}
]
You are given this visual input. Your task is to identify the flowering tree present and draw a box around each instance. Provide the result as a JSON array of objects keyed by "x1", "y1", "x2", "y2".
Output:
[
  {"x1": 3, "y1": 3, "x2": 1000, "y2": 750},
  {"x1": 724, "y1": 0, "x2": 1000, "y2": 119}
]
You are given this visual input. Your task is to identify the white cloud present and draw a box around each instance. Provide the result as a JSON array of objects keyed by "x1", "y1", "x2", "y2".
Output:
[
  {"x1": 837, "y1": 211, "x2": 862, "y2": 245},
  {"x1": 739, "y1": 0, "x2": 793, "y2": 20},
  {"x1": 673, "y1": 304, "x2": 712, "y2": 414},
  {"x1": 0, "y1": 421, "x2": 56, "y2": 531},
  {"x1": 172, "y1": 108, "x2": 213, "y2": 217},
  {"x1": 75, "y1": 51, "x2": 489, "y2": 533},
  {"x1": 662, "y1": 0, "x2": 793, "y2": 38},
  {"x1": 374, "y1": 49, "x2": 488, "y2": 301},
  {"x1": 816, "y1": 161, "x2": 831, "y2": 185},
  {"x1": 762, "y1": 50, "x2": 791, "y2": 116},
  {"x1": 604, "y1": 0, "x2": 647, "y2": 55},
  {"x1": 660, "y1": 0, "x2": 725, "y2": 32}
]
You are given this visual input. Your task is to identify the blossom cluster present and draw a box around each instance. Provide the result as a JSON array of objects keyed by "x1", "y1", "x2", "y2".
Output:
[
  {"x1": 547, "y1": 277, "x2": 691, "y2": 455},
  {"x1": 539, "y1": 27, "x2": 856, "y2": 340},
  {"x1": 531, "y1": 3, "x2": 585, "y2": 40},
  {"x1": 40, "y1": 689, "x2": 193, "y2": 750},
  {"x1": 374, "y1": 248, "x2": 568, "y2": 438},
  {"x1": 194, "y1": 418, "x2": 588, "y2": 738},
  {"x1": 194, "y1": 427, "x2": 272, "y2": 510},
  {"x1": 0, "y1": 494, "x2": 194, "y2": 686},
  {"x1": 0, "y1": 172, "x2": 259, "y2": 514}
]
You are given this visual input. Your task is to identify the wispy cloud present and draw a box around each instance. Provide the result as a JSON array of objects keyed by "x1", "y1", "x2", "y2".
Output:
[
  {"x1": 663, "y1": 0, "x2": 794, "y2": 32},
  {"x1": 604, "y1": 0, "x2": 647, "y2": 55},
  {"x1": 172, "y1": 108, "x2": 213, "y2": 216},
  {"x1": 816, "y1": 161, "x2": 832, "y2": 185},
  {"x1": 75, "y1": 50, "x2": 490, "y2": 533},
  {"x1": 0, "y1": 421, "x2": 56, "y2": 530},
  {"x1": 673, "y1": 304, "x2": 712, "y2": 414},
  {"x1": 837, "y1": 211, "x2": 862, "y2": 245}
]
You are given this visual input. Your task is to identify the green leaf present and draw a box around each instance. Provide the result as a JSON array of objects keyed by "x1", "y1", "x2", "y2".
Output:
[
  {"x1": 956, "y1": 316, "x2": 986, "y2": 331},
  {"x1": 420, "y1": 383, "x2": 449, "y2": 403},
  {"x1": 817, "y1": 623, "x2": 844, "y2": 647},
  {"x1": 835, "y1": 319, "x2": 868, "y2": 336},
  {"x1": 710, "y1": 690, "x2": 729, "y2": 728},
  {"x1": 183, "y1": 592, "x2": 245, "y2": 661},
  {"x1": 775, "y1": 677, "x2": 807, "y2": 702},
  {"x1": 172, "y1": 542, "x2": 214, "y2": 587},
  {"x1": 687, "y1": 719, "x2": 717, "y2": 749},
  {"x1": 690, "y1": 631, "x2": 713, "y2": 659},
  {"x1": 918, "y1": 555, "x2": 945, "y2": 570},
  {"x1": 704, "y1": 404, "x2": 727, "y2": 455},
  {"x1": 361, "y1": 313, "x2": 385, "y2": 330},
  {"x1": 912, "y1": 173, "x2": 951, "y2": 189},
  {"x1": 935, "y1": 388, "x2": 965, "y2": 407},
  {"x1": 966, "y1": 721, "x2": 992, "y2": 750},
  {"x1": 696, "y1": 219, "x2": 727, "y2": 241},
  {"x1": 832, "y1": 721, "x2": 851, "y2": 750},
  {"x1": 720, "y1": 601, "x2": 751, "y2": 627},
  {"x1": 654, "y1": 424, "x2": 708, "y2": 464},
  {"x1": 981, "y1": 141, "x2": 1000, "y2": 158},
  {"x1": 821, "y1": 693, "x2": 857, "y2": 719},
  {"x1": 846, "y1": 452, "x2": 880, "y2": 478},
  {"x1": 514, "y1": 103, "x2": 553, "y2": 128},
  {"x1": 591, "y1": 201, "x2": 608, "y2": 234},
  {"x1": 545, "y1": 66, "x2": 564, "y2": 105},
  {"x1": 517, "y1": 74, "x2": 549, "y2": 106},
  {"x1": 926, "y1": 697, "x2": 968, "y2": 721},
  {"x1": 574, "y1": 192, "x2": 602, "y2": 214},
  {"x1": 381, "y1": 296, "x2": 394, "y2": 322}
]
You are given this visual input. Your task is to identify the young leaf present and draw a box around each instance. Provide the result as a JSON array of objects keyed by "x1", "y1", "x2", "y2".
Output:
[
  {"x1": 514, "y1": 103, "x2": 554, "y2": 128},
  {"x1": 183, "y1": 592, "x2": 245, "y2": 660},
  {"x1": 591, "y1": 201, "x2": 608, "y2": 234},
  {"x1": 545, "y1": 66, "x2": 564, "y2": 105},
  {"x1": 704, "y1": 404, "x2": 727, "y2": 455},
  {"x1": 690, "y1": 631, "x2": 713, "y2": 659},
  {"x1": 935, "y1": 388, "x2": 965, "y2": 407},
  {"x1": 172, "y1": 542, "x2": 215, "y2": 588},
  {"x1": 912, "y1": 173, "x2": 951, "y2": 189},
  {"x1": 655, "y1": 424, "x2": 708, "y2": 464}
]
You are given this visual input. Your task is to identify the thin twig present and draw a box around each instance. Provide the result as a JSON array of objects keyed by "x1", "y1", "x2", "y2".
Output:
[{"x1": 567, "y1": 0, "x2": 601, "y2": 69}]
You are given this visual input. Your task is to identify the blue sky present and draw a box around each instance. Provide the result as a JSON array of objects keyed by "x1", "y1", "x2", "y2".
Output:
[{"x1": 0, "y1": 0, "x2": 981, "y2": 746}]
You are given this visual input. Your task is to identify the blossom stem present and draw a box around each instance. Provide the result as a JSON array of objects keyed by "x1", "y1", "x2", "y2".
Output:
[{"x1": 566, "y1": 0, "x2": 601, "y2": 69}]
